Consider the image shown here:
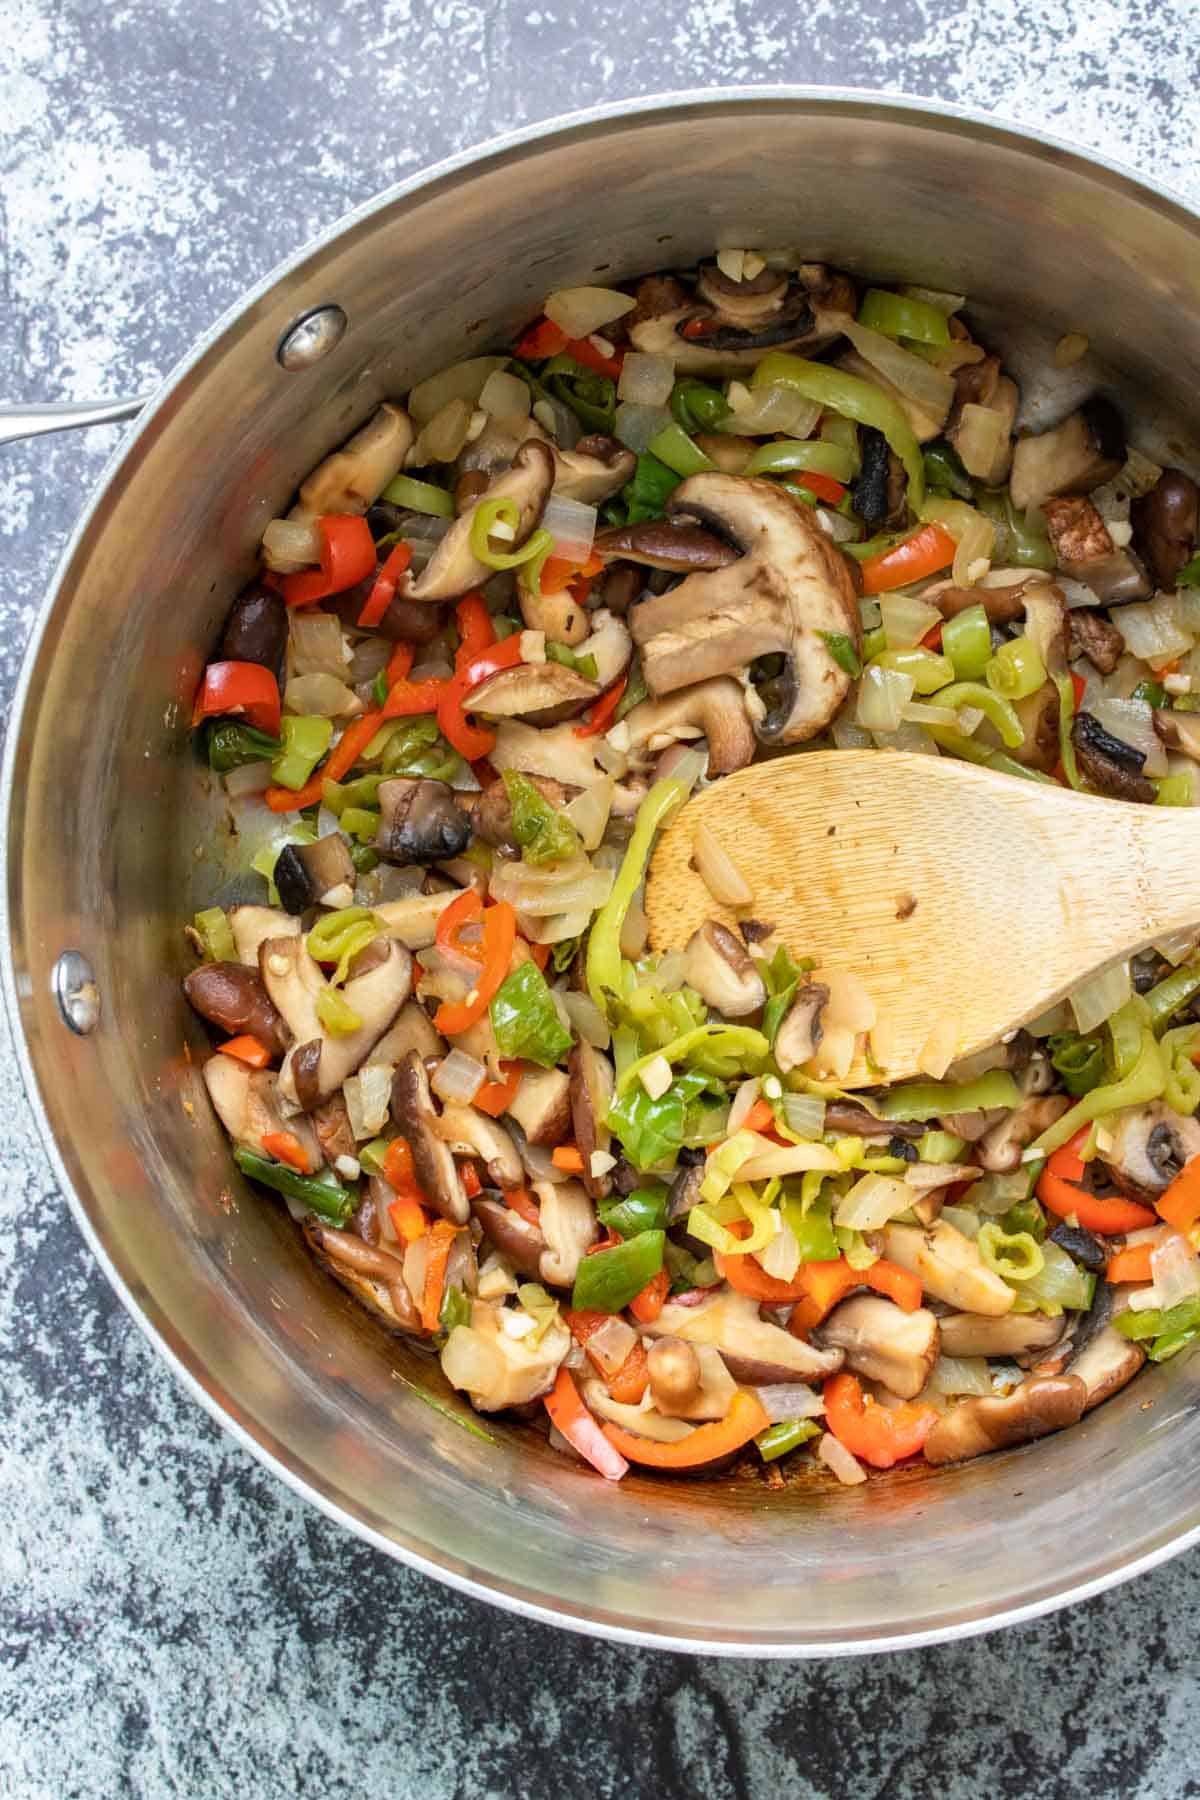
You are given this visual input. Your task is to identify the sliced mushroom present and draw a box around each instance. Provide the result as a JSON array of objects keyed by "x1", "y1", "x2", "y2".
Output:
[
  {"x1": 976, "y1": 1094, "x2": 1073, "y2": 1172},
  {"x1": 535, "y1": 1178, "x2": 597, "y2": 1287},
  {"x1": 667, "y1": 1158, "x2": 706, "y2": 1220},
  {"x1": 506, "y1": 1066, "x2": 573, "y2": 1147},
  {"x1": 1067, "y1": 608, "x2": 1125, "y2": 675},
  {"x1": 436, "y1": 1104, "x2": 524, "y2": 1190},
  {"x1": 1153, "y1": 708, "x2": 1200, "y2": 764},
  {"x1": 374, "y1": 889, "x2": 463, "y2": 950},
  {"x1": 1042, "y1": 497, "x2": 1152, "y2": 604},
  {"x1": 404, "y1": 440, "x2": 555, "y2": 604},
  {"x1": 626, "y1": 266, "x2": 854, "y2": 376},
  {"x1": 313, "y1": 1091, "x2": 357, "y2": 1167},
  {"x1": 933, "y1": 580, "x2": 1032, "y2": 625},
  {"x1": 303, "y1": 1215, "x2": 423, "y2": 1334},
  {"x1": 1047, "y1": 1221, "x2": 1107, "y2": 1272},
  {"x1": 644, "y1": 1290, "x2": 844, "y2": 1383},
  {"x1": 266, "y1": 937, "x2": 413, "y2": 1110},
  {"x1": 773, "y1": 983, "x2": 830, "y2": 1073},
  {"x1": 292, "y1": 404, "x2": 414, "y2": 521},
  {"x1": 220, "y1": 582, "x2": 288, "y2": 674},
  {"x1": 1131, "y1": 468, "x2": 1200, "y2": 590},
  {"x1": 464, "y1": 661, "x2": 599, "y2": 726},
  {"x1": 648, "y1": 1342, "x2": 736, "y2": 1423},
  {"x1": 516, "y1": 581, "x2": 591, "y2": 647},
  {"x1": 816, "y1": 1296, "x2": 940, "y2": 1400},
  {"x1": 1101, "y1": 1100, "x2": 1200, "y2": 1202},
  {"x1": 881, "y1": 1221, "x2": 1016, "y2": 1316},
  {"x1": 1072, "y1": 711, "x2": 1156, "y2": 803},
  {"x1": 939, "y1": 1311, "x2": 1066, "y2": 1359},
  {"x1": 1002, "y1": 683, "x2": 1060, "y2": 774},
  {"x1": 622, "y1": 677, "x2": 757, "y2": 775},
  {"x1": 577, "y1": 611, "x2": 633, "y2": 690},
  {"x1": 569, "y1": 1041, "x2": 615, "y2": 1200},
  {"x1": 366, "y1": 998, "x2": 445, "y2": 1067},
  {"x1": 1068, "y1": 1322, "x2": 1146, "y2": 1411},
  {"x1": 203, "y1": 1058, "x2": 322, "y2": 1171},
  {"x1": 696, "y1": 261, "x2": 792, "y2": 328},
  {"x1": 594, "y1": 521, "x2": 741, "y2": 572},
  {"x1": 1009, "y1": 398, "x2": 1126, "y2": 513},
  {"x1": 580, "y1": 1378, "x2": 697, "y2": 1443},
  {"x1": 375, "y1": 779, "x2": 472, "y2": 865},
  {"x1": 553, "y1": 435, "x2": 636, "y2": 504},
  {"x1": 824, "y1": 1101, "x2": 922, "y2": 1140},
  {"x1": 184, "y1": 962, "x2": 291, "y2": 1058},
  {"x1": 230, "y1": 905, "x2": 301, "y2": 967},
  {"x1": 682, "y1": 922, "x2": 767, "y2": 1018},
  {"x1": 471, "y1": 1196, "x2": 547, "y2": 1278},
  {"x1": 923, "y1": 1374, "x2": 1087, "y2": 1465},
  {"x1": 628, "y1": 474, "x2": 860, "y2": 744},
  {"x1": 440, "y1": 1299, "x2": 570, "y2": 1411},
  {"x1": 390, "y1": 1050, "x2": 468, "y2": 1223},
  {"x1": 274, "y1": 834, "x2": 357, "y2": 915}
]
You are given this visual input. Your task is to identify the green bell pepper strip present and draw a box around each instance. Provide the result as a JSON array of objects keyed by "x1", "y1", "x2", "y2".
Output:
[
  {"x1": 1031, "y1": 1020, "x2": 1166, "y2": 1156},
  {"x1": 570, "y1": 1230, "x2": 666, "y2": 1313},
  {"x1": 930, "y1": 681, "x2": 1024, "y2": 748},
  {"x1": 587, "y1": 774, "x2": 690, "y2": 1013},
  {"x1": 1047, "y1": 1030, "x2": 1107, "y2": 1096},
  {"x1": 1175, "y1": 555, "x2": 1200, "y2": 589},
  {"x1": 780, "y1": 1192, "x2": 839, "y2": 1263},
  {"x1": 598, "y1": 1187, "x2": 670, "y2": 1239},
  {"x1": 1115, "y1": 1295, "x2": 1200, "y2": 1360},
  {"x1": 438, "y1": 1284, "x2": 472, "y2": 1334},
  {"x1": 543, "y1": 356, "x2": 617, "y2": 435},
  {"x1": 1132, "y1": 679, "x2": 1169, "y2": 709},
  {"x1": 357, "y1": 1137, "x2": 391, "y2": 1178},
  {"x1": 874, "y1": 1069, "x2": 1021, "y2": 1122},
  {"x1": 820, "y1": 412, "x2": 862, "y2": 475},
  {"x1": 321, "y1": 772, "x2": 384, "y2": 815},
  {"x1": 193, "y1": 907, "x2": 237, "y2": 963},
  {"x1": 620, "y1": 452, "x2": 681, "y2": 524},
  {"x1": 857, "y1": 287, "x2": 952, "y2": 347},
  {"x1": 645, "y1": 422, "x2": 715, "y2": 480},
  {"x1": 873, "y1": 647, "x2": 956, "y2": 694},
  {"x1": 670, "y1": 379, "x2": 733, "y2": 433},
  {"x1": 922, "y1": 440, "x2": 974, "y2": 500},
  {"x1": 918, "y1": 1130, "x2": 968, "y2": 1164},
  {"x1": 617, "y1": 1023, "x2": 769, "y2": 1093},
  {"x1": 307, "y1": 907, "x2": 381, "y2": 981},
  {"x1": 490, "y1": 961, "x2": 572, "y2": 1067},
  {"x1": 756, "y1": 1418, "x2": 821, "y2": 1462},
  {"x1": 350, "y1": 842, "x2": 378, "y2": 876},
  {"x1": 940, "y1": 603, "x2": 992, "y2": 681},
  {"x1": 233, "y1": 1146, "x2": 355, "y2": 1226},
  {"x1": 340, "y1": 806, "x2": 380, "y2": 842},
  {"x1": 1144, "y1": 962, "x2": 1200, "y2": 1032},
  {"x1": 753, "y1": 352, "x2": 924, "y2": 509},
  {"x1": 316, "y1": 987, "x2": 363, "y2": 1036},
  {"x1": 206, "y1": 721, "x2": 281, "y2": 771},
  {"x1": 380, "y1": 472, "x2": 456, "y2": 517},
  {"x1": 986, "y1": 750, "x2": 1058, "y2": 785},
  {"x1": 821, "y1": 632, "x2": 862, "y2": 677},
  {"x1": 377, "y1": 715, "x2": 463, "y2": 782},
  {"x1": 502, "y1": 769, "x2": 580, "y2": 865},
  {"x1": 1009, "y1": 1239, "x2": 1095, "y2": 1317},
  {"x1": 986, "y1": 636, "x2": 1047, "y2": 702},
  {"x1": 1001, "y1": 1195, "x2": 1048, "y2": 1243},
  {"x1": 974, "y1": 488, "x2": 1055, "y2": 570},
  {"x1": 1156, "y1": 773, "x2": 1195, "y2": 807},
  {"x1": 743, "y1": 439, "x2": 857, "y2": 482},
  {"x1": 977, "y1": 1222, "x2": 1045, "y2": 1281},
  {"x1": 271, "y1": 715, "x2": 333, "y2": 791}
]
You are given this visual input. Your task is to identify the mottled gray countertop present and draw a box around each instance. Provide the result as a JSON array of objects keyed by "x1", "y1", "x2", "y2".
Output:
[{"x1": 4, "y1": 3, "x2": 1200, "y2": 1795}]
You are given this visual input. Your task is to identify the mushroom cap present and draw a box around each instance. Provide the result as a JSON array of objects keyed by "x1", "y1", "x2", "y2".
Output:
[
  {"x1": 407, "y1": 439, "x2": 555, "y2": 603},
  {"x1": 184, "y1": 961, "x2": 291, "y2": 1058},
  {"x1": 391, "y1": 1050, "x2": 469, "y2": 1224},
  {"x1": 622, "y1": 677, "x2": 757, "y2": 776},
  {"x1": 464, "y1": 661, "x2": 599, "y2": 726},
  {"x1": 816, "y1": 1295, "x2": 940, "y2": 1401},
  {"x1": 594, "y1": 521, "x2": 741, "y2": 572},
  {"x1": 682, "y1": 921, "x2": 767, "y2": 1018},
  {"x1": 375, "y1": 778, "x2": 472, "y2": 866},
  {"x1": 923, "y1": 1374, "x2": 1087, "y2": 1466},
  {"x1": 644, "y1": 1289, "x2": 844, "y2": 1383}
]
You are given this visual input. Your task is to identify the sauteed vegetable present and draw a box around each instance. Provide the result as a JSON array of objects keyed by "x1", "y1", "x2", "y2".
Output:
[{"x1": 184, "y1": 252, "x2": 1200, "y2": 1484}]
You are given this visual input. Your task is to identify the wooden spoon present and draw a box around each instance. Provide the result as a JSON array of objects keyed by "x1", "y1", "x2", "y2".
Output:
[{"x1": 645, "y1": 749, "x2": 1199, "y2": 1088}]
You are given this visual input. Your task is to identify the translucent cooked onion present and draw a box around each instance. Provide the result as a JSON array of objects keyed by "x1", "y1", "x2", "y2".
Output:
[
  {"x1": 583, "y1": 1314, "x2": 638, "y2": 1377},
  {"x1": 620, "y1": 888, "x2": 649, "y2": 958},
  {"x1": 413, "y1": 397, "x2": 473, "y2": 466},
  {"x1": 954, "y1": 404, "x2": 1009, "y2": 477},
  {"x1": 261, "y1": 517, "x2": 322, "y2": 573},
  {"x1": 431, "y1": 1049, "x2": 486, "y2": 1106},
  {"x1": 929, "y1": 1355, "x2": 993, "y2": 1396},
  {"x1": 900, "y1": 702, "x2": 958, "y2": 728},
  {"x1": 727, "y1": 1078, "x2": 762, "y2": 1134},
  {"x1": 760, "y1": 1213, "x2": 801, "y2": 1283},
  {"x1": 1116, "y1": 595, "x2": 1194, "y2": 664},
  {"x1": 879, "y1": 591, "x2": 943, "y2": 649},
  {"x1": 544, "y1": 285, "x2": 636, "y2": 340},
  {"x1": 833, "y1": 1173, "x2": 913, "y2": 1231},
  {"x1": 563, "y1": 777, "x2": 614, "y2": 852},
  {"x1": 561, "y1": 989, "x2": 611, "y2": 1049},
  {"x1": 618, "y1": 352, "x2": 675, "y2": 407},
  {"x1": 951, "y1": 513, "x2": 995, "y2": 588},
  {"x1": 441, "y1": 1325, "x2": 503, "y2": 1394},
  {"x1": 343, "y1": 1065, "x2": 393, "y2": 1140},
  {"x1": 736, "y1": 1142, "x2": 841, "y2": 1181},
  {"x1": 782, "y1": 1092, "x2": 826, "y2": 1139},
  {"x1": 615, "y1": 401, "x2": 674, "y2": 454},
  {"x1": 693, "y1": 821, "x2": 754, "y2": 907},
  {"x1": 1130, "y1": 1233, "x2": 1200, "y2": 1311},
  {"x1": 667, "y1": 747, "x2": 708, "y2": 796},
  {"x1": 224, "y1": 760, "x2": 273, "y2": 798},
  {"x1": 857, "y1": 664, "x2": 915, "y2": 733},
  {"x1": 654, "y1": 951, "x2": 688, "y2": 993},
  {"x1": 721, "y1": 382, "x2": 821, "y2": 438},
  {"x1": 517, "y1": 906, "x2": 595, "y2": 946},
  {"x1": 289, "y1": 611, "x2": 348, "y2": 679},
  {"x1": 841, "y1": 318, "x2": 956, "y2": 419},
  {"x1": 1152, "y1": 928, "x2": 1200, "y2": 966},
  {"x1": 818, "y1": 1432, "x2": 867, "y2": 1485},
  {"x1": 283, "y1": 673, "x2": 360, "y2": 718},
  {"x1": 1089, "y1": 698, "x2": 1168, "y2": 778},
  {"x1": 489, "y1": 856, "x2": 615, "y2": 917},
  {"x1": 478, "y1": 369, "x2": 531, "y2": 419},
  {"x1": 407, "y1": 356, "x2": 508, "y2": 426},
  {"x1": 753, "y1": 1383, "x2": 825, "y2": 1424},
  {"x1": 541, "y1": 493, "x2": 597, "y2": 563},
  {"x1": 1068, "y1": 958, "x2": 1132, "y2": 1035},
  {"x1": 832, "y1": 717, "x2": 873, "y2": 750}
]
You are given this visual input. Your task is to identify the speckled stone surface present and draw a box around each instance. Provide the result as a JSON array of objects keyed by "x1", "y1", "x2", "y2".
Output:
[{"x1": 5, "y1": 4, "x2": 1200, "y2": 1795}]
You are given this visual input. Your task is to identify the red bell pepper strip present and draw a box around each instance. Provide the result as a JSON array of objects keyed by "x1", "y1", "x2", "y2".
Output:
[
  {"x1": 281, "y1": 514, "x2": 377, "y2": 608},
  {"x1": 575, "y1": 673, "x2": 629, "y2": 738},
  {"x1": 381, "y1": 677, "x2": 445, "y2": 721},
  {"x1": 551, "y1": 1146, "x2": 585, "y2": 1173},
  {"x1": 437, "y1": 635, "x2": 526, "y2": 761},
  {"x1": 1105, "y1": 1242, "x2": 1157, "y2": 1284},
  {"x1": 420, "y1": 1218, "x2": 460, "y2": 1332},
  {"x1": 455, "y1": 592, "x2": 496, "y2": 666},
  {"x1": 863, "y1": 1259, "x2": 923, "y2": 1313},
  {"x1": 217, "y1": 1034, "x2": 272, "y2": 1069},
  {"x1": 515, "y1": 318, "x2": 569, "y2": 360},
  {"x1": 921, "y1": 622, "x2": 944, "y2": 652},
  {"x1": 504, "y1": 1185, "x2": 541, "y2": 1226},
  {"x1": 1037, "y1": 1128, "x2": 1158, "y2": 1234},
  {"x1": 824, "y1": 1372, "x2": 938, "y2": 1469},
  {"x1": 260, "y1": 1130, "x2": 311, "y2": 1173},
  {"x1": 680, "y1": 317, "x2": 716, "y2": 340},
  {"x1": 388, "y1": 1195, "x2": 428, "y2": 1243},
  {"x1": 789, "y1": 471, "x2": 846, "y2": 506},
  {"x1": 385, "y1": 640, "x2": 415, "y2": 688},
  {"x1": 544, "y1": 1368, "x2": 629, "y2": 1481},
  {"x1": 601, "y1": 1389, "x2": 769, "y2": 1470},
  {"x1": 433, "y1": 901, "x2": 517, "y2": 1035},
  {"x1": 436, "y1": 887, "x2": 485, "y2": 960},
  {"x1": 860, "y1": 523, "x2": 957, "y2": 595},
  {"x1": 564, "y1": 1312, "x2": 651, "y2": 1403},
  {"x1": 564, "y1": 335, "x2": 624, "y2": 380},
  {"x1": 474, "y1": 1061, "x2": 523, "y2": 1117},
  {"x1": 356, "y1": 541, "x2": 413, "y2": 628},
  {"x1": 539, "y1": 550, "x2": 606, "y2": 595},
  {"x1": 629, "y1": 1267, "x2": 670, "y2": 1324},
  {"x1": 264, "y1": 707, "x2": 384, "y2": 813},
  {"x1": 191, "y1": 661, "x2": 282, "y2": 737},
  {"x1": 459, "y1": 1162, "x2": 482, "y2": 1199},
  {"x1": 1157, "y1": 1158, "x2": 1200, "y2": 1232}
]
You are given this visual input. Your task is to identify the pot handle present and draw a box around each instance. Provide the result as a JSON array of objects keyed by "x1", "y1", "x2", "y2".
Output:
[{"x1": 0, "y1": 395, "x2": 153, "y2": 449}]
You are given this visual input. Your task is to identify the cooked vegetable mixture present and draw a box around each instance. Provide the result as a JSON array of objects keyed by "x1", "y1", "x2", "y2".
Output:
[{"x1": 184, "y1": 253, "x2": 1200, "y2": 1484}]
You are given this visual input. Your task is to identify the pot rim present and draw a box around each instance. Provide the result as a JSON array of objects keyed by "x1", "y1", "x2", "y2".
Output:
[{"x1": 7, "y1": 85, "x2": 1200, "y2": 1658}]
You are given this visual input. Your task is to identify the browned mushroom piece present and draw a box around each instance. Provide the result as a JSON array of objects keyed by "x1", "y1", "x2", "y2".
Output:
[
  {"x1": 312, "y1": 1091, "x2": 357, "y2": 1167},
  {"x1": 1003, "y1": 682, "x2": 1061, "y2": 774},
  {"x1": 626, "y1": 265, "x2": 855, "y2": 376},
  {"x1": 302, "y1": 1214, "x2": 423, "y2": 1335},
  {"x1": 816, "y1": 1296, "x2": 940, "y2": 1400},
  {"x1": 628, "y1": 475, "x2": 860, "y2": 745},
  {"x1": 471, "y1": 1197, "x2": 547, "y2": 1278},
  {"x1": 1067, "y1": 607, "x2": 1125, "y2": 674},
  {"x1": 773, "y1": 983, "x2": 830, "y2": 1074},
  {"x1": 436, "y1": 1104, "x2": 524, "y2": 1190},
  {"x1": 1099, "y1": 1101, "x2": 1200, "y2": 1203},
  {"x1": 824, "y1": 1100, "x2": 921, "y2": 1140},
  {"x1": 1130, "y1": 468, "x2": 1200, "y2": 590},
  {"x1": 1068, "y1": 1321, "x2": 1147, "y2": 1411},
  {"x1": 184, "y1": 962, "x2": 292, "y2": 1057},
  {"x1": 261, "y1": 935, "x2": 413, "y2": 1109},
  {"x1": 375, "y1": 778, "x2": 472, "y2": 865},
  {"x1": 939, "y1": 1311, "x2": 1065, "y2": 1359},
  {"x1": 220, "y1": 582, "x2": 289, "y2": 673},
  {"x1": 229, "y1": 906, "x2": 301, "y2": 967},
  {"x1": 1042, "y1": 496, "x2": 1152, "y2": 604},
  {"x1": 881, "y1": 1221, "x2": 1015, "y2": 1315},
  {"x1": 505, "y1": 1066, "x2": 573, "y2": 1148},
  {"x1": 203, "y1": 1058, "x2": 322, "y2": 1171},
  {"x1": 646, "y1": 1338, "x2": 703, "y2": 1412},
  {"x1": 291, "y1": 403, "x2": 415, "y2": 520},
  {"x1": 569, "y1": 1041, "x2": 616, "y2": 1200},
  {"x1": 682, "y1": 922, "x2": 767, "y2": 1018},
  {"x1": 463, "y1": 661, "x2": 599, "y2": 726},
  {"x1": 622, "y1": 677, "x2": 757, "y2": 776},
  {"x1": 593, "y1": 521, "x2": 741, "y2": 572},
  {"x1": 1153, "y1": 708, "x2": 1200, "y2": 763},
  {"x1": 923, "y1": 1374, "x2": 1088, "y2": 1465},
  {"x1": 643, "y1": 1290, "x2": 844, "y2": 1384},
  {"x1": 474, "y1": 773, "x2": 578, "y2": 852},
  {"x1": 327, "y1": 574, "x2": 445, "y2": 644},
  {"x1": 975, "y1": 1094, "x2": 1073, "y2": 1171},
  {"x1": 367, "y1": 998, "x2": 446, "y2": 1067},
  {"x1": 403, "y1": 440, "x2": 555, "y2": 603},
  {"x1": 273, "y1": 833, "x2": 357, "y2": 914},
  {"x1": 553, "y1": 435, "x2": 637, "y2": 504},
  {"x1": 390, "y1": 1051, "x2": 469, "y2": 1223},
  {"x1": 535, "y1": 1178, "x2": 597, "y2": 1287},
  {"x1": 1071, "y1": 711, "x2": 1156, "y2": 803},
  {"x1": 948, "y1": 356, "x2": 1019, "y2": 484},
  {"x1": 1009, "y1": 397, "x2": 1126, "y2": 513}
]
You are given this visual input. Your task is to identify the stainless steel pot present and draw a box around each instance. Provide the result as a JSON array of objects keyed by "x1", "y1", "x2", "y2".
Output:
[{"x1": 8, "y1": 90, "x2": 1200, "y2": 1658}]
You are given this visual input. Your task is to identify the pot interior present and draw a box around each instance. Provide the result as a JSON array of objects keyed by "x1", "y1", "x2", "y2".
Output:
[{"x1": 10, "y1": 96, "x2": 1200, "y2": 1652}]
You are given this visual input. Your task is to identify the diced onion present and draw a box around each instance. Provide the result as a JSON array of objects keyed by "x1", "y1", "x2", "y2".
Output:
[
  {"x1": 489, "y1": 856, "x2": 615, "y2": 917},
  {"x1": 832, "y1": 717, "x2": 873, "y2": 750},
  {"x1": 782, "y1": 1092, "x2": 826, "y2": 1139},
  {"x1": 721, "y1": 383, "x2": 821, "y2": 438},
  {"x1": 736, "y1": 1143, "x2": 841, "y2": 1181},
  {"x1": 224, "y1": 760, "x2": 273, "y2": 798},
  {"x1": 760, "y1": 1212, "x2": 802, "y2": 1283},
  {"x1": 856, "y1": 664, "x2": 915, "y2": 733},
  {"x1": 1068, "y1": 959, "x2": 1132, "y2": 1035},
  {"x1": 716, "y1": 248, "x2": 746, "y2": 283},
  {"x1": 408, "y1": 357, "x2": 508, "y2": 426},
  {"x1": 929, "y1": 1355, "x2": 993, "y2": 1396},
  {"x1": 901, "y1": 702, "x2": 959, "y2": 728},
  {"x1": 618, "y1": 352, "x2": 675, "y2": 407},
  {"x1": 563, "y1": 777, "x2": 614, "y2": 852},
  {"x1": 1116, "y1": 595, "x2": 1195, "y2": 664},
  {"x1": 431, "y1": 1048, "x2": 487, "y2": 1106},
  {"x1": 1129, "y1": 1233, "x2": 1200, "y2": 1311},
  {"x1": 817, "y1": 969, "x2": 877, "y2": 1034},
  {"x1": 811, "y1": 1023, "x2": 857, "y2": 1081},
  {"x1": 289, "y1": 611, "x2": 349, "y2": 680},
  {"x1": 693, "y1": 821, "x2": 754, "y2": 908},
  {"x1": 541, "y1": 492, "x2": 597, "y2": 563},
  {"x1": 614, "y1": 401, "x2": 674, "y2": 454},
  {"x1": 841, "y1": 318, "x2": 955, "y2": 420},
  {"x1": 583, "y1": 1314, "x2": 639, "y2": 1377},
  {"x1": 441, "y1": 1325, "x2": 503, "y2": 1396},
  {"x1": 951, "y1": 512, "x2": 995, "y2": 588},
  {"x1": 919, "y1": 1014, "x2": 960, "y2": 1079},
  {"x1": 879, "y1": 591, "x2": 943, "y2": 649},
  {"x1": 1152, "y1": 928, "x2": 1200, "y2": 966},
  {"x1": 817, "y1": 507, "x2": 861, "y2": 544},
  {"x1": 478, "y1": 369, "x2": 531, "y2": 419},
  {"x1": 954, "y1": 405, "x2": 1010, "y2": 479},
  {"x1": 833, "y1": 1173, "x2": 913, "y2": 1231},
  {"x1": 261, "y1": 517, "x2": 321, "y2": 573},
  {"x1": 727, "y1": 1078, "x2": 762, "y2": 1134},
  {"x1": 941, "y1": 1205, "x2": 983, "y2": 1238},
  {"x1": 544, "y1": 285, "x2": 636, "y2": 339},
  {"x1": 283, "y1": 673, "x2": 361, "y2": 718},
  {"x1": 343, "y1": 1064, "x2": 393, "y2": 1141},
  {"x1": 753, "y1": 1383, "x2": 825, "y2": 1424},
  {"x1": 1088, "y1": 698, "x2": 1168, "y2": 778},
  {"x1": 817, "y1": 1431, "x2": 867, "y2": 1485},
  {"x1": 517, "y1": 906, "x2": 595, "y2": 946},
  {"x1": 654, "y1": 950, "x2": 689, "y2": 993}
]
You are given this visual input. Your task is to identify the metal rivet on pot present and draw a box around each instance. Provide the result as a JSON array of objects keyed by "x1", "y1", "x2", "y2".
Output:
[
  {"x1": 276, "y1": 305, "x2": 348, "y2": 370},
  {"x1": 53, "y1": 951, "x2": 100, "y2": 1036}
]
